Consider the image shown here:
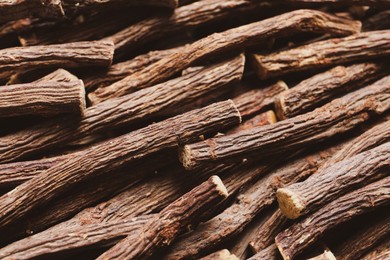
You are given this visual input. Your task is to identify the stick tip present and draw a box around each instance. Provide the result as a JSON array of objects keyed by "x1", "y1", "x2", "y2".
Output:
[
  {"x1": 274, "y1": 94, "x2": 287, "y2": 120},
  {"x1": 179, "y1": 145, "x2": 196, "y2": 170},
  {"x1": 276, "y1": 188, "x2": 304, "y2": 219},
  {"x1": 209, "y1": 175, "x2": 228, "y2": 198}
]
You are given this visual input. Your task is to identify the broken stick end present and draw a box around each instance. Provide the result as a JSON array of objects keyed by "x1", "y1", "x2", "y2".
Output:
[
  {"x1": 276, "y1": 188, "x2": 304, "y2": 219},
  {"x1": 78, "y1": 80, "x2": 87, "y2": 114},
  {"x1": 209, "y1": 175, "x2": 229, "y2": 198},
  {"x1": 179, "y1": 145, "x2": 196, "y2": 170},
  {"x1": 251, "y1": 54, "x2": 269, "y2": 80},
  {"x1": 274, "y1": 94, "x2": 288, "y2": 120}
]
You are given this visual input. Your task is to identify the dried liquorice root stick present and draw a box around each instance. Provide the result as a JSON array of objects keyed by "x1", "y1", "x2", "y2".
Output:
[
  {"x1": 277, "y1": 141, "x2": 390, "y2": 219},
  {"x1": 109, "y1": 0, "x2": 277, "y2": 56},
  {"x1": 96, "y1": 176, "x2": 228, "y2": 259},
  {"x1": 0, "y1": 40, "x2": 114, "y2": 81},
  {"x1": 200, "y1": 249, "x2": 239, "y2": 260},
  {"x1": 333, "y1": 212, "x2": 390, "y2": 260},
  {"x1": 180, "y1": 76, "x2": 390, "y2": 170},
  {"x1": 0, "y1": 80, "x2": 86, "y2": 118},
  {"x1": 227, "y1": 111, "x2": 277, "y2": 135},
  {"x1": 288, "y1": 0, "x2": 390, "y2": 6},
  {"x1": 89, "y1": 9, "x2": 361, "y2": 104},
  {"x1": 62, "y1": 0, "x2": 178, "y2": 12},
  {"x1": 82, "y1": 46, "x2": 183, "y2": 91},
  {"x1": 248, "y1": 244, "x2": 281, "y2": 260},
  {"x1": 252, "y1": 30, "x2": 390, "y2": 79},
  {"x1": 275, "y1": 63, "x2": 385, "y2": 119},
  {"x1": 275, "y1": 176, "x2": 390, "y2": 260},
  {"x1": 0, "y1": 0, "x2": 64, "y2": 23},
  {"x1": 361, "y1": 236, "x2": 390, "y2": 260},
  {"x1": 0, "y1": 100, "x2": 240, "y2": 229},
  {"x1": 232, "y1": 81, "x2": 288, "y2": 118},
  {"x1": 34, "y1": 68, "x2": 79, "y2": 83}
]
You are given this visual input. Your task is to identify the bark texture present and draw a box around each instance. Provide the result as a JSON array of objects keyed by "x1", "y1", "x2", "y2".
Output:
[
  {"x1": 180, "y1": 76, "x2": 390, "y2": 170},
  {"x1": 0, "y1": 80, "x2": 86, "y2": 118},
  {"x1": 233, "y1": 81, "x2": 288, "y2": 118},
  {"x1": 275, "y1": 177, "x2": 390, "y2": 260},
  {"x1": 275, "y1": 63, "x2": 385, "y2": 119},
  {"x1": 89, "y1": 9, "x2": 361, "y2": 104},
  {"x1": 277, "y1": 142, "x2": 390, "y2": 219},
  {"x1": 248, "y1": 244, "x2": 281, "y2": 260},
  {"x1": 0, "y1": 40, "x2": 114, "y2": 81},
  {"x1": 252, "y1": 30, "x2": 390, "y2": 79},
  {"x1": 97, "y1": 176, "x2": 228, "y2": 259},
  {"x1": 363, "y1": 11, "x2": 390, "y2": 31},
  {"x1": 227, "y1": 111, "x2": 277, "y2": 135},
  {"x1": 361, "y1": 236, "x2": 390, "y2": 260},
  {"x1": 288, "y1": 0, "x2": 390, "y2": 6},
  {"x1": 62, "y1": 0, "x2": 178, "y2": 12},
  {"x1": 0, "y1": 0, "x2": 64, "y2": 23},
  {"x1": 0, "y1": 100, "x2": 240, "y2": 229}
]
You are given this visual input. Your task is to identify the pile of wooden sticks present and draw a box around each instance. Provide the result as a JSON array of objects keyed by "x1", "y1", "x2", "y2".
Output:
[{"x1": 0, "y1": 0, "x2": 389, "y2": 259}]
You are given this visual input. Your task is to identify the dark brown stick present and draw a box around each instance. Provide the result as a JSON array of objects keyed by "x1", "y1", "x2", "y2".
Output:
[
  {"x1": 97, "y1": 176, "x2": 228, "y2": 259},
  {"x1": 275, "y1": 177, "x2": 390, "y2": 260},
  {"x1": 82, "y1": 46, "x2": 183, "y2": 91},
  {"x1": 0, "y1": 0, "x2": 64, "y2": 23},
  {"x1": 200, "y1": 249, "x2": 239, "y2": 260},
  {"x1": 232, "y1": 81, "x2": 288, "y2": 118},
  {"x1": 227, "y1": 111, "x2": 277, "y2": 135},
  {"x1": 108, "y1": 0, "x2": 278, "y2": 55},
  {"x1": 0, "y1": 40, "x2": 114, "y2": 81},
  {"x1": 252, "y1": 30, "x2": 390, "y2": 79},
  {"x1": 34, "y1": 68, "x2": 79, "y2": 83},
  {"x1": 0, "y1": 55, "x2": 243, "y2": 163},
  {"x1": 288, "y1": 0, "x2": 390, "y2": 6},
  {"x1": 0, "y1": 80, "x2": 86, "y2": 118},
  {"x1": 361, "y1": 236, "x2": 390, "y2": 260},
  {"x1": 248, "y1": 244, "x2": 281, "y2": 260},
  {"x1": 275, "y1": 63, "x2": 386, "y2": 119},
  {"x1": 333, "y1": 213, "x2": 390, "y2": 260},
  {"x1": 0, "y1": 100, "x2": 240, "y2": 229},
  {"x1": 277, "y1": 142, "x2": 389, "y2": 219},
  {"x1": 89, "y1": 9, "x2": 361, "y2": 104},
  {"x1": 180, "y1": 76, "x2": 390, "y2": 170},
  {"x1": 363, "y1": 10, "x2": 390, "y2": 31},
  {"x1": 62, "y1": 0, "x2": 178, "y2": 12}
]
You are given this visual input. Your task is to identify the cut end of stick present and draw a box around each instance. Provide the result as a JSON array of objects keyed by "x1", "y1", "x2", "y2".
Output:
[
  {"x1": 87, "y1": 92, "x2": 98, "y2": 106},
  {"x1": 266, "y1": 110, "x2": 278, "y2": 124},
  {"x1": 209, "y1": 175, "x2": 229, "y2": 198},
  {"x1": 274, "y1": 94, "x2": 287, "y2": 120},
  {"x1": 251, "y1": 54, "x2": 269, "y2": 80},
  {"x1": 276, "y1": 188, "x2": 304, "y2": 219},
  {"x1": 179, "y1": 145, "x2": 196, "y2": 170},
  {"x1": 78, "y1": 80, "x2": 87, "y2": 114},
  {"x1": 227, "y1": 99, "x2": 242, "y2": 124},
  {"x1": 275, "y1": 239, "x2": 291, "y2": 260}
]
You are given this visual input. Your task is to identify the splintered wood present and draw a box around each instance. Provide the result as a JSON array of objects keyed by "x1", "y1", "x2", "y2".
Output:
[{"x1": 0, "y1": 1, "x2": 388, "y2": 260}]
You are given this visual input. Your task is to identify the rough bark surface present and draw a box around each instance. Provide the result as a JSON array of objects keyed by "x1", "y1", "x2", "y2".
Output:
[
  {"x1": 361, "y1": 236, "x2": 390, "y2": 260},
  {"x1": 62, "y1": 0, "x2": 178, "y2": 11},
  {"x1": 288, "y1": 0, "x2": 390, "y2": 6},
  {"x1": 227, "y1": 111, "x2": 277, "y2": 135},
  {"x1": 180, "y1": 76, "x2": 390, "y2": 170},
  {"x1": 252, "y1": 30, "x2": 390, "y2": 79},
  {"x1": 200, "y1": 249, "x2": 239, "y2": 260},
  {"x1": 275, "y1": 63, "x2": 385, "y2": 119},
  {"x1": 275, "y1": 177, "x2": 390, "y2": 260},
  {"x1": 97, "y1": 176, "x2": 228, "y2": 259},
  {"x1": 277, "y1": 142, "x2": 390, "y2": 219},
  {"x1": 248, "y1": 244, "x2": 281, "y2": 260},
  {"x1": 0, "y1": 80, "x2": 86, "y2": 118},
  {"x1": 0, "y1": 100, "x2": 240, "y2": 228},
  {"x1": 0, "y1": 40, "x2": 114, "y2": 81},
  {"x1": 34, "y1": 68, "x2": 79, "y2": 83},
  {"x1": 363, "y1": 11, "x2": 390, "y2": 31},
  {"x1": 0, "y1": 0, "x2": 64, "y2": 23},
  {"x1": 233, "y1": 81, "x2": 288, "y2": 118},
  {"x1": 89, "y1": 9, "x2": 361, "y2": 104}
]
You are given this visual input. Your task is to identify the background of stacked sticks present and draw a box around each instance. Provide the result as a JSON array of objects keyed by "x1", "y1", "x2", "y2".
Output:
[{"x1": 0, "y1": 0, "x2": 389, "y2": 259}]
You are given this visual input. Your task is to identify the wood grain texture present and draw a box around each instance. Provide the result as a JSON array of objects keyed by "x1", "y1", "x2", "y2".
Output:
[
  {"x1": 164, "y1": 143, "x2": 344, "y2": 259},
  {"x1": 277, "y1": 142, "x2": 390, "y2": 219},
  {"x1": 363, "y1": 11, "x2": 390, "y2": 31},
  {"x1": 0, "y1": 0, "x2": 64, "y2": 23},
  {"x1": 334, "y1": 213, "x2": 390, "y2": 260},
  {"x1": 0, "y1": 40, "x2": 114, "y2": 81},
  {"x1": 89, "y1": 9, "x2": 361, "y2": 104},
  {"x1": 233, "y1": 81, "x2": 288, "y2": 118},
  {"x1": 180, "y1": 76, "x2": 390, "y2": 170},
  {"x1": 361, "y1": 236, "x2": 390, "y2": 260},
  {"x1": 275, "y1": 177, "x2": 390, "y2": 260},
  {"x1": 97, "y1": 176, "x2": 228, "y2": 259},
  {"x1": 0, "y1": 56, "x2": 242, "y2": 163},
  {"x1": 0, "y1": 100, "x2": 240, "y2": 229},
  {"x1": 248, "y1": 244, "x2": 281, "y2": 260},
  {"x1": 227, "y1": 111, "x2": 277, "y2": 135},
  {"x1": 200, "y1": 249, "x2": 239, "y2": 260},
  {"x1": 275, "y1": 63, "x2": 385, "y2": 119},
  {"x1": 0, "y1": 80, "x2": 86, "y2": 118},
  {"x1": 288, "y1": 0, "x2": 390, "y2": 6},
  {"x1": 252, "y1": 30, "x2": 390, "y2": 79}
]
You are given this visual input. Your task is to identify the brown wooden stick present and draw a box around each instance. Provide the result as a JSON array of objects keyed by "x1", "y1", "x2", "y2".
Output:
[
  {"x1": 0, "y1": 80, "x2": 86, "y2": 118},
  {"x1": 89, "y1": 9, "x2": 361, "y2": 104},
  {"x1": 0, "y1": 0, "x2": 64, "y2": 23},
  {"x1": 275, "y1": 63, "x2": 386, "y2": 119},
  {"x1": 34, "y1": 68, "x2": 79, "y2": 83},
  {"x1": 288, "y1": 0, "x2": 390, "y2": 6},
  {"x1": 361, "y1": 236, "x2": 390, "y2": 260},
  {"x1": 252, "y1": 30, "x2": 390, "y2": 79},
  {"x1": 275, "y1": 176, "x2": 390, "y2": 260},
  {"x1": 200, "y1": 249, "x2": 239, "y2": 260},
  {"x1": 180, "y1": 76, "x2": 390, "y2": 170},
  {"x1": 0, "y1": 55, "x2": 243, "y2": 163},
  {"x1": 277, "y1": 141, "x2": 390, "y2": 219},
  {"x1": 108, "y1": 0, "x2": 277, "y2": 55},
  {"x1": 333, "y1": 212, "x2": 390, "y2": 260},
  {"x1": 233, "y1": 81, "x2": 288, "y2": 118},
  {"x1": 0, "y1": 40, "x2": 114, "y2": 81},
  {"x1": 96, "y1": 176, "x2": 228, "y2": 259},
  {"x1": 227, "y1": 111, "x2": 277, "y2": 135},
  {"x1": 0, "y1": 100, "x2": 240, "y2": 229},
  {"x1": 62, "y1": 0, "x2": 178, "y2": 12},
  {"x1": 248, "y1": 244, "x2": 281, "y2": 260}
]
